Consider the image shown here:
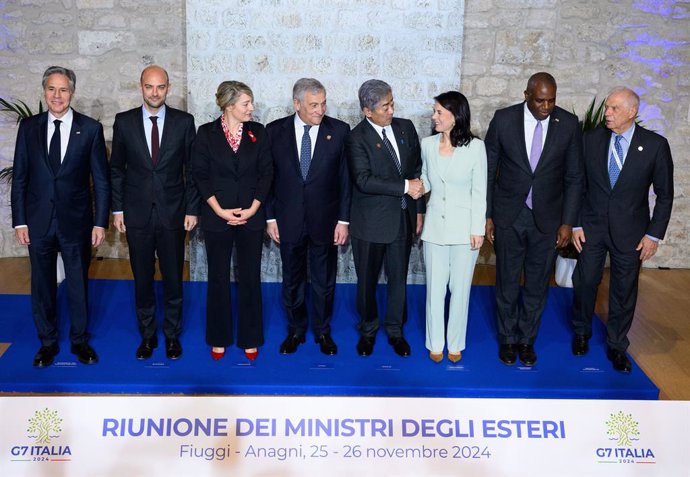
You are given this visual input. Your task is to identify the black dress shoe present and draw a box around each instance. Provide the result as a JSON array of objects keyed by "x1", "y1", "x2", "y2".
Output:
[
  {"x1": 388, "y1": 336, "x2": 411, "y2": 357},
  {"x1": 136, "y1": 336, "x2": 158, "y2": 360},
  {"x1": 33, "y1": 345, "x2": 59, "y2": 368},
  {"x1": 315, "y1": 334, "x2": 338, "y2": 355},
  {"x1": 166, "y1": 338, "x2": 183, "y2": 360},
  {"x1": 498, "y1": 344, "x2": 517, "y2": 365},
  {"x1": 279, "y1": 334, "x2": 305, "y2": 354},
  {"x1": 518, "y1": 344, "x2": 537, "y2": 366},
  {"x1": 357, "y1": 336, "x2": 375, "y2": 357},
  {"x1": 607, "y1": 348, "x2": 632, "y2": 373},
  {"x1": 572, "y1": 334, "x2": 590, "y2": 356},
  {"x1": 71, "y1": 343, "x2": 98, "y2": 365}
]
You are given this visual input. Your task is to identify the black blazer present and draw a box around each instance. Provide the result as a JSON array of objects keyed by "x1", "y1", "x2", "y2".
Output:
[
  {"x1": 485, "y1": 103, "x2": 583, "y2": 233},
  {"x1": 265, "y1": 114, "x2": 351, "y2": 245},
  {"x1": 578, "y1": 125, "x2": 673, "y2": 251},
  {"x1": 110, "y1": 106, "x2": 200, "y2": 229},
  {"x1": 192, "y1": 119, "x2": 273, "y2": 232},
  {"x1": 11, "y1": 110, "x2": 110, "y2": 240},
  {"x1": 346, "y1": 117, "x2": 423, "y2": 243}
]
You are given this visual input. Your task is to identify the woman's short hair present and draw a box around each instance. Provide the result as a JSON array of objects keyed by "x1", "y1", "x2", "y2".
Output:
[{"x1": 216, "y1": 81, "x2": 253, "y2": 111}]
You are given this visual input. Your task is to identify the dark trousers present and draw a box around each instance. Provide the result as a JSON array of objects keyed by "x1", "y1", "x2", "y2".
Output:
[
  {"x1": 494, "y1": 206, "x2": 557, "y2": 345},
  {"x1": 126, "y1": 206, "x2": 185, "y2": 340},
  {"x1": 351, "y1": 211, "x2": 411, "y2": 339},
  {"x1": 28, "y1": 216, "x2": 92, "y2": 347},
  {"x1": 572, "y1": 230, "x2": 641, "y2": 352},
  {"x1": 279, "y1": 231, "x2": 337, "y2": 337},
  {"x1": 203, "y1": 226, "x2": 264, "y2": 349}
]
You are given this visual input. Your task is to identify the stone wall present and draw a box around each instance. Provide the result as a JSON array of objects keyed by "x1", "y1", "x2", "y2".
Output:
[{"x1": 1, "y1": 0, "x2": 688, "y2": 271}]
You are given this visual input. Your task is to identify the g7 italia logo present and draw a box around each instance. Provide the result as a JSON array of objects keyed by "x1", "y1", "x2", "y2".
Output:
[
  {"x1": 595, "y1": 411, "x2": 655, "y2": 465},
  {"x1": 8, "y1": 408, "x2": 72, "y2": 463}
]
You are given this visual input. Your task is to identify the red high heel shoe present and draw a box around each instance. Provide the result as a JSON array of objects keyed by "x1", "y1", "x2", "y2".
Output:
[
  {"x1": 211, "y1": 348, "x2": 225, "y2": 360},
  {"x1": 244, "y1": 348, "x2": 258, "y2": 361}
]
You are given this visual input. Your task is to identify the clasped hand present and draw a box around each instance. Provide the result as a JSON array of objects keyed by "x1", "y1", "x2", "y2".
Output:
[{"x1": 408, "y1": 178, "x2": 425, "y2": 200}]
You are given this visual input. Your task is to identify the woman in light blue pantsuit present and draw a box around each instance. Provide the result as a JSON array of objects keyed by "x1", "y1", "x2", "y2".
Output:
[{"x1": 420, "y1": 91, "x2": 487, "y2": 363}]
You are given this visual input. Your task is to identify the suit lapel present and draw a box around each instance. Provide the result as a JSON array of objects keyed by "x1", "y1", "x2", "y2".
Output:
[
  {"x1": 536, "y1": 113, "x2": 560, "y2": 172},
  {"x1": 311, "y1": 116, "x2": 333, "y2": 175},
  {"x1": 38, "y1": 113, "x2": 51, "y2": 172},
  {"x1": 134, "y1": 110, "x2": 153, "y2": 168},
  {"x1": 513, "y1": 105, "x2": 531, "y2": 173},
  {"x1": 283, "y1": 115, "x2": 301, "y2": 177},
  {"x1": 60, "y1": 112, "x2": 83, "y2": 174},
  {"x1": 389, "y1": 120, "x2": 405, "y2": 176}
]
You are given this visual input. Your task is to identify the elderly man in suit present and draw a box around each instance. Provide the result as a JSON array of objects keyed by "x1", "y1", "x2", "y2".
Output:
[
  {"x1": 571, "y1": 87, "x2": 673, "y2": 373},
  {"x1": 346, "y1": 79, "x2": 425, "y2": 358},
  {"x1": 12, "y1": 65, "x2": 110, "y2": 367},
  {"x1": 265, "y1": 78, "x2": 351, "y2": 356},
  {"x1": 485, "y1": 72, "x2": 583, "y2": 367},
  {"x1": 110, "y1": 65, "x2": 199, "y2": 360}
]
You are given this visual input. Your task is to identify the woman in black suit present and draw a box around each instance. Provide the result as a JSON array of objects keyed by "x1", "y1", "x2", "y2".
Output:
[{"x1": 192, "y1": 81, "x2": 273, "y2": 361}]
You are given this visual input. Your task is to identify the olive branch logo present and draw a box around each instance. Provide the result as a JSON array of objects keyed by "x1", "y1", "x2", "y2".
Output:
[
  {"x1": 27, "y1": 408, "x2": 63, "y2": 444},
  {"x1": 605, "y1": 411, "x2": 640, "y2": 447}
]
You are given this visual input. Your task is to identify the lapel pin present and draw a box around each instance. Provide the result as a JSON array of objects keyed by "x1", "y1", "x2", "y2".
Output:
[
  {"x1": 376, "y1": 143, "x2": 382, "y2": 149},
  {"x1": 638, "y1": 146, "x2": 643, "y2": 151},
  {"x1": 554, "y1": 118, "x2": 559, "y2": 122},
  {"x1": 326, "y1": 135, "x2": 332, "y2": 141},
  {"x1": 76, "y1": 131, "x2": 81, "y2": 135}
]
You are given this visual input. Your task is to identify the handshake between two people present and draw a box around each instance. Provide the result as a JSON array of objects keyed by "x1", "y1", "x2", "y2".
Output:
[{"x1": 407, "y1": 178, "x2": 425, "y2": 200}]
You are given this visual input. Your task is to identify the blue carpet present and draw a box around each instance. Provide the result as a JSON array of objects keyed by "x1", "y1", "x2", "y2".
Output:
[{"x1": 0, "y1": 280, "x2": 658, "y2": 399}]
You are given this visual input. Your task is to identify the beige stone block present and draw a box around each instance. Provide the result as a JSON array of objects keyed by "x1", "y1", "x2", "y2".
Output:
[
  {"x1": 475, "y1": 77, "x2": 507, "y2": 96},
  {"x1": 495, "y1": 30, "x2": 553, "y2": 65},
  {"x1": 76, "y1": 0, "x2": 114, "y2": 7},
  {"x1": 95, "y1": 14, "x2": 128, "y2": 28},
  {"x1": 78, "y1": 31, "x2": 136, "y2": 56}
]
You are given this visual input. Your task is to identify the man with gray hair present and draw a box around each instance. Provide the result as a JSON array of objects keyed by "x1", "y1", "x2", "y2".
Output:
[
  {"x1": 12, "y1": 66, "x2": 110, "y2": 367},
  {"x1": 571, "y1": 86, "x2": 673, "y2": 373},
  {"x1": 265, "y1": 78, "x2": 351, "y2": 355},
  {"x1": 346, "y1": 79, "x2": 425, "y2": 358}
]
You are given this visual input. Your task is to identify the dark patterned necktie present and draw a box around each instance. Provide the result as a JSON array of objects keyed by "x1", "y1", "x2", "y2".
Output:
[
  {"x1": 382, "y1": 128, "x2": 407, "y2": 209},
  {"x1": 49, "y1": 119, "x2": 62, "y2": 174},
  {"x1": 300, "y1": 125, "x2": 312, "y2": 180}
]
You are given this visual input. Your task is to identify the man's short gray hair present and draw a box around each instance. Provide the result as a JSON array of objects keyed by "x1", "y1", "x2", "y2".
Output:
[
  {"x1": 358, "y1": 79, "x2": 392, "y2": 111},
  {"x1": 42, "y1": 66, "x2": 76, "y2": 93},
  {"x1": 293, "y1": 78, "x2": 326, "y2": 102}
]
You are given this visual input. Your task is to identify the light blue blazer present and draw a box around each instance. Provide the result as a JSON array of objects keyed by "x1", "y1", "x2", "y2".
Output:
[{"x1": 420, "y1": 134, "x2": 487, "y2": 245}]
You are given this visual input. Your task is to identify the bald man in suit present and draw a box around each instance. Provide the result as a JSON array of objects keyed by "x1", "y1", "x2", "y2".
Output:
[
  {"x1": 111, "y1": 65, "x2": 200, "y2": 361},
  {"x1": 485, "y1": 72, "x2": 583, "y2": 367},
  {"x1": 571, "y1": 87, "x2": 673, "y2": 373},
  {"x1": 12, "y1": 65, "x2": 110, "y2": 367}
]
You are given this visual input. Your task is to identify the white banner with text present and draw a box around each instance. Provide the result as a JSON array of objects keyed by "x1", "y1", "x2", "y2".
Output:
[{"x1": 0, "y1": 396, "x2": 687, "y2": 476}]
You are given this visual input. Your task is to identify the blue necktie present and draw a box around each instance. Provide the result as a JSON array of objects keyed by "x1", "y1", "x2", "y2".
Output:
[
  {"x1": 300, "y1": 125, "x2": 312, "y2": 180},
  {"x1": 382, "y1": 128, "x2": 407, "y2": 209},
  {"x1": 49, "y1": 119, "x2": 62, "y2": 175},
  {"x1": 609, "y1": 134, "x2": 624, "y2": 188}
]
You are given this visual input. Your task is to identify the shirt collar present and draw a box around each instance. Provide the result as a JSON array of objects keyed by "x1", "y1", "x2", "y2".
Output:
[
  {"x1": 142, "y1": 104, "x2": 166, "y2": 121},
  {"x1": 523, "y1": 102, "x2": 549, "y2": 124},
  {"x1": 48, "y1": 108, "x2": 73, "y2": 126},
  {"x1": 614, "y1": 123, "x2": 635, "y2": 142}
]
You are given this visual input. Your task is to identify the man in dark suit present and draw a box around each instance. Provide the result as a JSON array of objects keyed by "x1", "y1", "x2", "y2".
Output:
[
  {"x1": 571, "y1": 87, "x2": 673, "y2": 373},
  {"x1": 265, "y1": 78, "x2": 351, "y2": 356},
  {"x1": 110, "y1": 65, "x2": 199, "y2": 360},
  {"x1": 485, "y1": 72, "x2": 583, "y2": 367},
  {"x1": 346, "y1": 79, "x2": 425, "y2": 358},
  {"x1": 11, "y1": 65, "x2": 110, "y2": 367}
]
